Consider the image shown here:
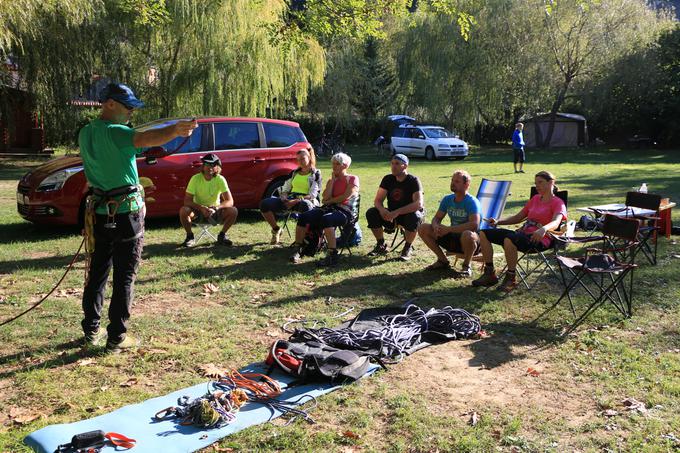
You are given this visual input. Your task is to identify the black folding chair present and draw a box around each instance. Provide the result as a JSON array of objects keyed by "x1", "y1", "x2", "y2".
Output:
[
  {"x1": 550, "y1": 214, "x2": 640, "y2": 334},
  {"x1": 509, "y1": 188, "x2": 569, "y2": 290},
  {"x1": 624, "y1": 191, "x2": 661, "y2": 265},
  {"x1": 337, "y1": 195, "x2": 361, "y2": 256}
]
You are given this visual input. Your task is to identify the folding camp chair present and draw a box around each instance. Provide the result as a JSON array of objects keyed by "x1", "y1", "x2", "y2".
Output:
[
  {"x1": 511, "y1": 188, "x2": 569, "y2": 290},
  {"x1": 624, "y1": 191, "x2": 662, "y2": 265},
  {"x1": 551, "y1": 214, "x2": 640, "y2": 334},
  {"x1": 448, "y1": 178, "x2": 512, "y2": 270},
  {"x1": 338, "y1": 195, "x2": 361, "y2": 256},
  {"x1": 193, "y1": 217, "x2": 219, "y2": 245}
]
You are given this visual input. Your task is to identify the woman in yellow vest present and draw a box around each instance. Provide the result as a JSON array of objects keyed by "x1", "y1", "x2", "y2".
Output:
[{"x1": 260, "y1": 148, "x2": 322, "y2": 245}]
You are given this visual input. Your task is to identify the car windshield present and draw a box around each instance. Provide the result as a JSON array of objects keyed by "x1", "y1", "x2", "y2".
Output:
[{"x1": 423, "y1": 128, "x2": 454, "y2": 138}]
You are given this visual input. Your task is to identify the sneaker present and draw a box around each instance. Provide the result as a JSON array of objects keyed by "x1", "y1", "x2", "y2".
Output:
[
  {"x1": 498, "y1": 273, "x2": 518, "y2": 293},
  {"x1": 399, "y1": 245, "x2": 413, "y2": 261},
  {"x1": 217, "y1": 232, "x2": 233, "y2": 246},
  {"x1": 519, "y1": 170, "x2": 525, "y2": 173},
  {"x1": 181, "y1": 234, "x2": 195, "y2": 247},
  {"x1": 367, "y1": 242, "x2": 388, "y2": 257},
  {"x1": 452, "y1": 267, "x2": 473, "y2": 279},
  {"x1": 471, "y1": 268, "x2": 499, "y2": 287},
  {"x1": 317, "y1": 251, "x2": 339, "y2": 267},
  {"x1": 82, "y1": 329, "x2": 105, "y2": 348},
  {"x1": 289, "y1": 249, "x2": 302, "y2": 264},
  {"x1": 106, "y1": 335, "x2": 140, "y2": 353},
  {"x1": 270, "y1": 228, "x2": 283, "y2": 245}
]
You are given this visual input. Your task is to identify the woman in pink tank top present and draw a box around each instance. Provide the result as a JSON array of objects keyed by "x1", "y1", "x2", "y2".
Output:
[{"x1": 290, "y1": 153, "x2": 360, "y2": 267}]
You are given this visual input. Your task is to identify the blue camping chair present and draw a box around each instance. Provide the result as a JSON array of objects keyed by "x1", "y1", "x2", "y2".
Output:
[{"x1": 448, "y1": 178, "x2": 512, "y2": 269}]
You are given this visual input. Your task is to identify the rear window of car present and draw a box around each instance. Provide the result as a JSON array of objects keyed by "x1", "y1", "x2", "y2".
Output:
[
  {"x1": 264, "y1": 123, "x2": 305, "y2": 147},
  {"x1": 391, "y1": 128, "x2": 406, "y2": 138},
  {"x1": 214, "y1": 122, "x2": 260, "y2": 149}
]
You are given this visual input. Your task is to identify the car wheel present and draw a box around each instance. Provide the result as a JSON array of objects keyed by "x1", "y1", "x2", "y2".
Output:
[
  {"x1": 263, "y1": 178, "x2": 286, "y2": 199},
  {"x1": 425, "y1": 146, "x2": 436, "y2": 161}
]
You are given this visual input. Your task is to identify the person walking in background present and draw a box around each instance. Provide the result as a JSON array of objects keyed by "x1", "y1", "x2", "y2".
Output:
[{"x1": 512, "y1": 122, "x2": 525, "y2": 173}]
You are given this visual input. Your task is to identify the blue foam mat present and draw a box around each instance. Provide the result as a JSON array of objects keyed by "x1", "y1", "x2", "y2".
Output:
[{"x1": 25, "y1": 363, "x2": 379, "y2": 453}]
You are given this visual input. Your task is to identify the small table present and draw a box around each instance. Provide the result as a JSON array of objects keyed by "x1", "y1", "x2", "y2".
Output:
[{"x1": 577, "y1": 202, "x2": 676, "y2": 239}]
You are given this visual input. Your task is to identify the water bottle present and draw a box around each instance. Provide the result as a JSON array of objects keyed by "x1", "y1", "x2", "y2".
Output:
[{"x1": 639, "y1": 183, "x2": 648, "y2": 193}]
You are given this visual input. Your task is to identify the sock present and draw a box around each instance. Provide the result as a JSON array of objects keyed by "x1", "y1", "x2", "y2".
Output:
[
  {"x1": 507, "y1": 269, "x2": 516, "y2": 279},
  {"x1": 273, "y1": 226, "x2": 280, "y2": 232},
  {"x1": 485, "y1": 262, "x2": 495, "y2": 273},
  {"x1": 328, "y1": 248, "x2": 338, "y2": 255},
  {"x1": 403, "y1": 242, "x2": 412, "y2": 251},
  {"x1": 186, "y1": 232, "x2": 194, "y2": 239},
  {"x1": 377, "y1": 238, "x2": 385, "y2": 246}
]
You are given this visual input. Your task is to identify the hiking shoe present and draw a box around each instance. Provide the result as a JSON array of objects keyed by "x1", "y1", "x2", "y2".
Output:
[
  {"x1": 106, "y1": 335, "x2": 140, "y2": 354},
  {"x1": 452, "y1": 267, "x2": 473, "y2": 279},
  {"x1": 519, "y1": 170, "x2": 525, "y2": 173},
  {"x1": 367, "y1": 243, "x2": 388, "y2": 257},
  {"x1": 425, "y1": 260, "x2": 450, "y2": 271},
  {"x1": 181, "y1": 234, "x2": 195, "y2": 247},
  {"x1": 471, "y1": 269, "x2": 499, "y2": 287},
  {"x1": 289, "y1": 250, "x2": 302, "y2": 264},
  {"x1": 499, "y1": 273, "x2": 518, "y2": 293},
  {"x1": 82, "y1": 329, "x2": 105, "y2": 348},
  {"x1": 270, "y1": 228, "x2": 283, "y2": 245},
  {"x1": 399, "y1": 245, "x2": 413, "y2": 261},
  {"x1": 317, "y1": 251, "x2": 339, "y2": 267},
  {"x1": 217, "y1": 232, "x2": 233, "y2": 246}
]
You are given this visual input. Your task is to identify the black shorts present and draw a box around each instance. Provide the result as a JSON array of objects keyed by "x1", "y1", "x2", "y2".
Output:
[
  {"x1": 513, "y1": 147, "x2": 525, "y2": 163},
  {"x1": 435, "y1": 232, "x2": 480, "y2": 254},
  {"x1": 365, "y1": 207, "x2": 423, "y2": 232},
  {"x1": 481, "y1": 228, "x2": 551, "y2": 252}
]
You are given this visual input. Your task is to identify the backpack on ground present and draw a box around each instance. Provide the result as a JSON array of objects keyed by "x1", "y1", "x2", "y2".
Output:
[{"x1": 336, "y1": 223, "x2": 362, "y2": 248}]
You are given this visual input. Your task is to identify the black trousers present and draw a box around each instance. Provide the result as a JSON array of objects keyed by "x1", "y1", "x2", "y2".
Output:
[
  {"x1": 81, "y1": 209, "x2": 144, "y2": 343},
  {"x1": 365, "y1": 207, "x2": 423, "y2": 232}
]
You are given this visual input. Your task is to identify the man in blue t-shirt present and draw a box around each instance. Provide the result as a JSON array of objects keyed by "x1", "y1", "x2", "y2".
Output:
[
  {"x1": 417, "y1": 169, "x2": 482, "y2": 278},
  {"x1": 512, "y1": 122, "x2": 525, "y2": 173}
]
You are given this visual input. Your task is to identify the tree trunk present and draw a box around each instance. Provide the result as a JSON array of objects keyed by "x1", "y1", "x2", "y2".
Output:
[{"x1": 543, "y1": 78, "x2": 571, "y2": 148}]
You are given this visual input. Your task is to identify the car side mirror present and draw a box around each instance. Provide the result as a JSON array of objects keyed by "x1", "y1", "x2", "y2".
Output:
[{"x1": 417, "y1": 135, "x2": 425, "y2": 139}]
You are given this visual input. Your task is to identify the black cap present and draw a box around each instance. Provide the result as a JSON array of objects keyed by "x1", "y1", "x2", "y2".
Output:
[{"x1": 201, "y1": 153, "x2": 222, "y2": 167}]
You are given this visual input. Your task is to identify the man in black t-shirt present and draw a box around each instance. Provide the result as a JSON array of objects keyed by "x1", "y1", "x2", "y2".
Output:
[{"x1": 365, "y1": 154, "x2": 424, "y2": 261}]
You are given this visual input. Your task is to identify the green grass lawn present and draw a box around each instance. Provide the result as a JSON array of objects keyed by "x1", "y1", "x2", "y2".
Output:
[{"x1": 0, "y1": 146, "x2": 679, "y2": 452}]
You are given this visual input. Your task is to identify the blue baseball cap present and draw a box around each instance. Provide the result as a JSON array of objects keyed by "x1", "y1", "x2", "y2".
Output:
[
  {"x1": 392, "y1": 153, "x2": 409, "y2": 165},
  {"x1": 99, "y1": 83, "x2": 145, "y2": 109}
]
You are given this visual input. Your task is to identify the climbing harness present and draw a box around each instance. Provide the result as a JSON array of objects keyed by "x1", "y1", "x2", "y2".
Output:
[{"x1": 54, "y1": 430, "x2": 136, "y2": 452}]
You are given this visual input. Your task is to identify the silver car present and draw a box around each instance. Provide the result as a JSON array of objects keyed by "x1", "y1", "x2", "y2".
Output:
[{"x1": 390, "y1": 125, "x2": 468, "y2": 161}]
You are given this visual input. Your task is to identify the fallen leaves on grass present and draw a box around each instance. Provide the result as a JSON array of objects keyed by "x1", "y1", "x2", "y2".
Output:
[
  {"x1": 77, "y1": 358, "x2": 96, "y2": 367},
  {"x1": 526, "y1": 367, "x2": 540, "y2": 377},
  {"x1": 210, "y1": 446, "x2": 234, "y2": 452},
  {"x1": 54, "y1": 288, "x2": 83, "y2": 298},
  {"x1": 265, "y1": 330, "x2": 279, "y2": 337},
  {"x1": 602, "y1": 409, "x2": 619, "y2": 417},
  {"x1": 622, "y1": 397, "x2": 647, "y2": 414},
  {"x1": 137, "y1": 347, "x2": 167, "y2": 357},
  {"x1": 342, "y1": 430, "x2": 361, "y2": 439},
  {"x1": 119, "y1": 378, "x2": 138, "y2": 387},
  {"x1": 8, "y1": 407, "x2": 42, "y2": 425},
  {"x1": 202, "y1": 283, "x2": 220, "y2": 297},
  {"x1": 198, "y1": 363, "x2": 224, "y2": 379}
]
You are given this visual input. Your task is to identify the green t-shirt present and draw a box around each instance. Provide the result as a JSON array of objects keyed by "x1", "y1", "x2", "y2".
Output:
[
  {"x1": 186, "y1": 173, "x2": 229, "y2": 206},
  {"x1": 78, "y1": 118, "x2": 144, "y2": 214}
]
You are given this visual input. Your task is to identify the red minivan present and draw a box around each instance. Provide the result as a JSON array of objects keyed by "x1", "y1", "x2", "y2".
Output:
[{"x1": 17, "y1": 117, "x2": 309, "y2": 226}]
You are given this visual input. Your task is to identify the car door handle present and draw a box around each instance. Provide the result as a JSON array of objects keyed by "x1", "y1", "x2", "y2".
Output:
[
  {"x1": 191, "y1": 161, "x2": 202, "y2": 167},
  {"x1": 252, "y1": 157, "x2": 265, "y2": 163}
]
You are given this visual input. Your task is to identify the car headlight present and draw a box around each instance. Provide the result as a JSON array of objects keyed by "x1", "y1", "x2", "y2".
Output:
[{"x1": 37, "y1": 167, "x2": 83, "y2": 192}]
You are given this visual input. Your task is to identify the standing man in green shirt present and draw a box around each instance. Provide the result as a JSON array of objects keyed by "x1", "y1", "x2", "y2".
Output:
[
  {"x1": 179, "y1": 153, "x2": 238, "y2": 247},
  {"x1": 79, "y1": 83, "x2": 197, "y2": 353}
]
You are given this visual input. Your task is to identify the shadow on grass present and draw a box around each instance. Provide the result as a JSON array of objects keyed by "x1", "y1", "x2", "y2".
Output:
[{"x1": 0, "y1": 338, "x2": 96, "y2": 379}]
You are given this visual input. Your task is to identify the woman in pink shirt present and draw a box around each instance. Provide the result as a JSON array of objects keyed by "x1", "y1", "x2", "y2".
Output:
[
  {"x1": 290, "y1": 152, "x2": 360, "y2": 267},
  {"x1": 472, "y1": 171, "x2": 567, "y2": 292}
]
